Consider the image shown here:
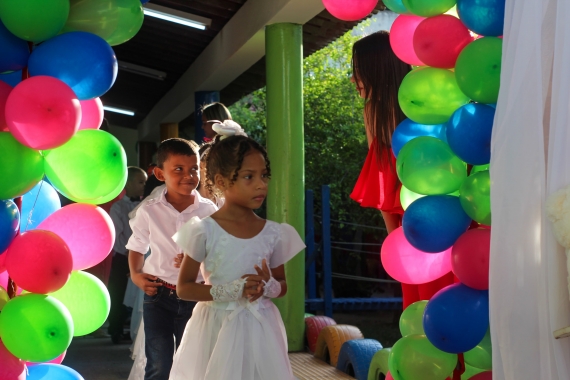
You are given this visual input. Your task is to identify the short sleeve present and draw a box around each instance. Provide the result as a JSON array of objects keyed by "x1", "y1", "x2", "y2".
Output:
[
  {"x1": 172, "y1": 216, "x2": 207, "y2": 263},
  {"x1": 126, "y1": 206, "x2": 150, "y2": 254},
  {"x1": 270, "y1": 223, "x2": 306, "y2": 268}
]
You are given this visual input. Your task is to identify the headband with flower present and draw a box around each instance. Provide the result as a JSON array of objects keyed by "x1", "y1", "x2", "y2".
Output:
[{"x1": 210, "y1": 119, "x2": 248, "y2": 139}]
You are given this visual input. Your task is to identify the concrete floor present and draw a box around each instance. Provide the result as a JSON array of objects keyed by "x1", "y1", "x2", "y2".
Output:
[{"x1": 62, "y1": 335, "x2": 134, "y2": 380}]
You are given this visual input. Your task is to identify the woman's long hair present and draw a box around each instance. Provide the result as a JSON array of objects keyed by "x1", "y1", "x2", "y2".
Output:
[{"x1": 352, "y1": 31, "x2": 410, "y2": 164}]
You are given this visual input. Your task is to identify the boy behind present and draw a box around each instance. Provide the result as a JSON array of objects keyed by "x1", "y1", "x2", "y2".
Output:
[{"x1": 126, "y1": 138, "x2": 217, "y2": 380}]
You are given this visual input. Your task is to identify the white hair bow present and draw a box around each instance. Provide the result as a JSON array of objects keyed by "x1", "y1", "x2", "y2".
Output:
[{"x1": 211, "y1": 120, "x2": 248, "y2": 139}]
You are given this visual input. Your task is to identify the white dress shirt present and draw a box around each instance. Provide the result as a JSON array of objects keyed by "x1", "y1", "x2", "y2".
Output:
[
  {"x1": 126, "y1": 187, "x2": 217, "y2": 285},
  {"x1": 110, "y1": 196, "x2": 140, "y2": 256}
]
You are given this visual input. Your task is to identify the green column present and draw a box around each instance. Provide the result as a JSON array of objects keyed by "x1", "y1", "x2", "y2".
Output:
[{"x1": 265, "y1": 23, "x2": 305, "y2": 352}]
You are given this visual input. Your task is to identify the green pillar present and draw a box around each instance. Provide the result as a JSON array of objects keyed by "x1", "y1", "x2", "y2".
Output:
[{"x1": 265, "y1": 23, "x2": 305, "y2": 352}]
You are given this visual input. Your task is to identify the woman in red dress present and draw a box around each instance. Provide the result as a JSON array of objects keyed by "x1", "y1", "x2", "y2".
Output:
[{"x1": 350, "y1": 31, "x2": 453, "y2": 309}]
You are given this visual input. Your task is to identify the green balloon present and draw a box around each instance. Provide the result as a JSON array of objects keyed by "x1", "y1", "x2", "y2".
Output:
[
  {"x1": 399, "y1": 301, "x2": 427, "y2": 336},
  {"x1": 63, "y1": 0, "x2": 144, "y2": 46},
  {"x1": 464, "y1": 328, "x2": 492, "y2": 370},
  {"x1": 0, "y1": 0, "x2": 69, "y2": 42},
  {"x1": 402, "y1": 0, "x2": 456, "y2": 16},
  {"x1": 396, "y1": 136, "x2": 467, "y2": 195},
  {"x1": 401, "y1": 185, "x2": 459, "y2": 210},
  {"x1": 49, "y1": 271, "x2": 110, "y2": 336},
  {"x1": 398, "y1": 67, "x2": 470, "y2": 125},
  {"x1": 471, "y1": 164, "x2": 490, "y2": 175},
  {"x1": 389, "y1": 334, "x2": 457, "y2": 380},
  {"x1": 66, "y1": 166, "x2": 127, "y2": 205},
  {"x1": 0, "y1": 132, "x2": 44, "y2": 200},
  {"x1": 384, "y1": 0, "x2": 411, "y2": 14},
  {"x1": 455, "y1": 37, "x2": 503, "y2": 104},
  {"x1": 0, "y1": 294, "x2": 73, "y2": 362},
  {"x1": 459, "y1": 170, "x2": 491, "y2": 225},
  {"x1": 44, "y1": 129, "x2": 127, "y2": 202},
  {"x1": 461, "y1": 364, "x2": 486, "y2": 379}
]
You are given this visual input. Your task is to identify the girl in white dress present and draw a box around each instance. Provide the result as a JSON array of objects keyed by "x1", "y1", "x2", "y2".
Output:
[{"x1": 169, "y1": 121, "x2": 305, "y2": 380}]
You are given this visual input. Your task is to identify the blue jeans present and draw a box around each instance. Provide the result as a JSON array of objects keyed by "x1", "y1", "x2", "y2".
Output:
[{"x1": 143, "y1": 286, "x2": 195, "y2": 380}]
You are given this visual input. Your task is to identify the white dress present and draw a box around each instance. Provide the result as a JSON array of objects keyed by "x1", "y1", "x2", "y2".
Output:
[{"x1": 169, "y1": 216, "x2": 305, "y2": 380}]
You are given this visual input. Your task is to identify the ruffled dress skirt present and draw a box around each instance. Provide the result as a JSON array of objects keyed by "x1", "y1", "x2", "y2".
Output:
[{"x1": 169, "y1": 298, "x2": 294, "y2": 380}]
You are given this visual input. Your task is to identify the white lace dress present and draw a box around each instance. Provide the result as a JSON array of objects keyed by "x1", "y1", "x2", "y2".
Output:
[{"x1": 168, "y1": 216, "x2": 305, "y2": 380}]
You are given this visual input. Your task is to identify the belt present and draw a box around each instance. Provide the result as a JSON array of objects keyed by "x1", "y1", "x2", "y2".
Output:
[
  {"x1": 207, "y1": 298, "x2": 270, "y2": 323},
  {"x1": 156, "y1": 278, "x2": 176, "y2": 290}
]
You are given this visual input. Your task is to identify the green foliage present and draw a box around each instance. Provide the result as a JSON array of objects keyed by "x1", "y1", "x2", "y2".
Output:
[{"x1": 229, "y1": 27, "x2": 383, "y2": 230}]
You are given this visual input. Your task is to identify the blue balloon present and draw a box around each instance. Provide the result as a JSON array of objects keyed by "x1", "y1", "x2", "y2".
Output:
[
  {"x1": 0, "y1": 69, "x2": 22, "y2": 87},
  {"x1": 27, "y1": 364, "x2": 84, "y2": 380},
  {"x1": 28, "y1": 32, "x2": 117, "y2": 100},
  {"x1": 457, "y1": 0, "x2": 505, "y2": 37},
  {"x1": 20, "y1": 180, "x2": 61, "y2": 232},
  {"x1": 0, "y1": 199, "x2": 19, "y2": 252},
  {"x1": 0, "y1": 21, "x2": 30, "y2": 73},
  {"x1": 446, "y1": 103, "x2": 495, "y2": 165},
  {"x1": 423, "y1": 284, "x2": 489, "y2": 353},
  {"x1": 392, "y1": 118, "x2": 447, "y2": 158},
  {"x1": 403, "y1": 195, "x2": 472, "y2": 252},
  {"x1": 141, "y1": 0, "x2": 151, "y2": 3}
]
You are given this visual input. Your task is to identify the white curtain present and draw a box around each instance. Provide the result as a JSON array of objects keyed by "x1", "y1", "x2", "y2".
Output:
[{"x1": 490, "y1": 0, "x2": 570, "y2": 378}]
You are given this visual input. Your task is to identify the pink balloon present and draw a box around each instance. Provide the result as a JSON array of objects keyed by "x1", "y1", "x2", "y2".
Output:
[
  {"x1": 5, "y1": 230, "x2": 73, "y2": 294},
  {"x1": 0, "y1": 251, "x2": 6, "y2": 272},
  {"x1": 322, "y1": 0, "x2": 378, "y2": 21},
  {"x1": 470, "y1": 371, "x2": 492, "y2": 380},
  {"x1": 26, "y1": 351, "x2": 66, "y2": 367},
  {"x1": 0, "y1": 81, "x2": 12, "y2": 132},
  {"x1": 413, "y1": 15, "x2": 474, "y2": 68},
  {"x1": 5, "y1": 76, "x2": 81, "y2": 150},
  {"x1": 390, "y1": 14, "x2": 425, "y2": 66},
  {"x1": 451, "y1": 229, "x2": 490, "y2": 290},
  {"x1": 386, "y1": 372, "x2": 394, "y2": 380},
  {"x1": 38, "y1": 204, "x2": 115, "y2": 271},
  {"x1": 0, "y1": 339, "x2": 26, "y2": 380},
  {"x1": 78, "y1": 98, "x2": 104, "y2": 130},
  {"x1": 381, "y1": 227, "x2": 452, "y2": 284},
  {"x1": 0, "y1": 270, "x2": 23, "y2": 296}
]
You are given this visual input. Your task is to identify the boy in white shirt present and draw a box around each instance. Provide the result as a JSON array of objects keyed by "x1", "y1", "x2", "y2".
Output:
[
  {"x1": 126, "y1": 138, "x2": 217, "y2": 380},
  {"x1": 108, "y1": 166, "x2": 147, "y2": 344}
]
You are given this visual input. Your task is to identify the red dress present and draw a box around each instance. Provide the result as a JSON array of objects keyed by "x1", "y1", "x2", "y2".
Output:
[{"x1": 350, "y1": 139, "x2": 454, "y2": 309}]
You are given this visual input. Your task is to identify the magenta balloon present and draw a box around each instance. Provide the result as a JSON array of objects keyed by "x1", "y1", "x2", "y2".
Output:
[
  {"x1": 322, "y1": 0, "x2": 378, "y2": 21},
  {"x1": 470, "y1": 372, "x2": 492, "y2": 380},
  {"x1": 26, "y1": 351, "x2": 66, "y2": 367},
  {"x1": 78, "y1": 98, "x2": 104, "y2": 130},
  {"x1": 381, "y1": 227, "x2": 452, "y2": 284},
  {"x1": 0, "y1": 270, "x2": 23, "y2": 296},
  {"x1": 0, "y1": 339, "x2": 26, "y2": 380},
  {"x1": 452, "y1": 229, "x2": 490, "y2": 290},
  {"x1": 390, "y1": 14, "x2": 425, "y2": 66},
  {"x1": 5, "y1": 230, "x2": 73, "y2": 294},
  {"x1": 38, "y1": 204, "x2": 115, "y2": 270},
  {"x1": 5, "y1": 76, "x2": 81, "y2": 150},
  {"x1": 413, "y1": 15, "x2": 473, "y2": 69},
  {"x1": 386, "y1": 372, "x2": 394, "y2": 380},
  {"x1": 0, "y1": 81, "x2": 12, "y2": 132}
]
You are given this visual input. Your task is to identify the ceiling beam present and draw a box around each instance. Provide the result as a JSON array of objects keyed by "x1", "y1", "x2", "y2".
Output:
[{"x1": 137, "y1": 0, "x2": 324, "y2": 141}]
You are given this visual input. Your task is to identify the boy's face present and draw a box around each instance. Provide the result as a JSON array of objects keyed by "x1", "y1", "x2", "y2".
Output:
[
  {"x1": 125, "y1": 171, "x2": 147, "y2": 198},
  {"x1": 155, "y1": 154, "x2": 200, "y2": 197}
]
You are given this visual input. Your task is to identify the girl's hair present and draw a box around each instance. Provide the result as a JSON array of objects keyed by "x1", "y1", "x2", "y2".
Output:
[
  {"x1": 352, "y1": 31, "x2": 410, "y2": 161},
  {"x1": 201, "y1": 102, "x2": 232, "y2": 122},
  {"x1": 204, "y1": 135, "x2": 271, "y2": 196}
]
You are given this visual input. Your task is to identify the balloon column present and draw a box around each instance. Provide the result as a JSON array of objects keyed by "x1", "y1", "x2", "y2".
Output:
[
  {"x1": 327, "y1": 0, "x2": 504, "y2": 379},
  {"x1": 384, "y1": 0, "x2": 502, "y2": 379},
  {"x1": 0, "y1": 1, "x2": 143, "y2": 377}
]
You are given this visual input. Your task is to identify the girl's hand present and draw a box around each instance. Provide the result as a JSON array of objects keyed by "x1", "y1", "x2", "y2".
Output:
[
  {"x1": 248, "y1": 260, "x2": 271, "y2": 302},
  {"x1": 241, "y1": 274, "x2": 262, "y2": 299}
]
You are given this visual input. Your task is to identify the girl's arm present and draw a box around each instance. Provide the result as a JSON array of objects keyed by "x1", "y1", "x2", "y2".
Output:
[
  {"x1": 177, "y1": 254, "x2": 261, "y2": 301},
  {"x1": 177, "y1": 255, "x2": 214, "y2": 301},
  {"x1": 246, "y1": 260, "x2": 287, "y2": 302}
]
